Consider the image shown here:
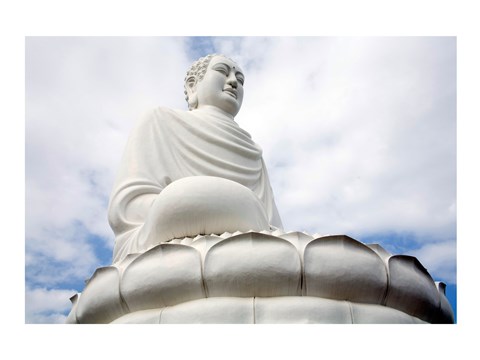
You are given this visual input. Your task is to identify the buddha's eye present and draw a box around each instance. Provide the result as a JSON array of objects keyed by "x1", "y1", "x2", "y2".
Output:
[
  {"x1": 236, "y1": 75, "x2": 245, "y2": 85},
  {"x1": 213, "y1": 65, "x2": 229, "y2": 75}
]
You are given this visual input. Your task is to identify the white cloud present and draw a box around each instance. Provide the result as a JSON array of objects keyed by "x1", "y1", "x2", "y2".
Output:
[
  {"x1": 26, "y1": 37, "x2": 192, "y2": 286},
  {"x1": 234, "y1": 37, "x2": 456, "y2": 244},
  {"x1": 408, "y1": 240, "x2": 457, "y2": 284},
  {"x1": 25, "y1": 226, "x2": 99, "y2": 286},
  {"x1": 25, "y1": 287, "x2": 77, "y2": 324}
]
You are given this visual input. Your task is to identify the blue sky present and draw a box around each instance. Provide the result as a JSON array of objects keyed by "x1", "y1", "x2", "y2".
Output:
[{"x1": 24, "y1": 36, "x2": 457, "y2": 323}]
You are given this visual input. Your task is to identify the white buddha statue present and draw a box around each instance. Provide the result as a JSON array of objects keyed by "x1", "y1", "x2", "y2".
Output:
[
  {"x1": 68, "y1": 54, "x2": 453, "y2": 325},
  {"x1": 108, "y1": 54, "x2": 283, "y2": 264}
]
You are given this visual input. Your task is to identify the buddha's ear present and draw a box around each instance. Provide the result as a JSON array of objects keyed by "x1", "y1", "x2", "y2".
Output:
[{"x1": 185, "y1": 76, "x2": 198, "y2": 110}]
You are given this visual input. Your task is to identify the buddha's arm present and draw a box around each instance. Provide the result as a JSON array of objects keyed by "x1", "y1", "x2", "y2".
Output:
[
  {"x1": 123, "y1": 193, "x2": 157, "y2": 224},
  {"x1": 109, "y1": 189, "x2": 160, "y2": 264}
]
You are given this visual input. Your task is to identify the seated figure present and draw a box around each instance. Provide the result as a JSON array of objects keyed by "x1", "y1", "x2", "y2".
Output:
[
  {"x1": 108, "y1": 54, "x2": 283, "y2": 264},
  {"x1": 68, "y1": 54, "x2": 453, "y2": 325}
]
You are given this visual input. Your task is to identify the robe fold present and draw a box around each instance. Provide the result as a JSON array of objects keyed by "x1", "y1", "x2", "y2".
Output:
[{"x1": 108, "y1": 106, "x2": 283, "y2": 263}]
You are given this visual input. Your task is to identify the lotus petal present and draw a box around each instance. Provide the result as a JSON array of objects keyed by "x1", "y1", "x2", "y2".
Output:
[
  {"x1": 76, "y1": 267, "x2": 126, "y2": 324},
  {"x1": 304, "y1": 235, "x2": 388, "y2": 304},
  {"x1": 204, "y1": 233, "x2": 302, "y2": 297},
  {"x1": 385, "y1": 255, "x2": 440, "y2": 322},
  {"x1": 121, "y1": 244, "x2": 205, "y2": 312}
]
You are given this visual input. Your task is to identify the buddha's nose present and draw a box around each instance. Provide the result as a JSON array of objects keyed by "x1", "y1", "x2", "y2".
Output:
[{"x1": 226, "y1": 72, "x2": 238, "y2": 88}]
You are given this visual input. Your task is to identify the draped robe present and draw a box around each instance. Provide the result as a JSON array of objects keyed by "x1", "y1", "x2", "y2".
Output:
[{"x1": 108, "y1": 106, "x2": 283, "y2": 263}]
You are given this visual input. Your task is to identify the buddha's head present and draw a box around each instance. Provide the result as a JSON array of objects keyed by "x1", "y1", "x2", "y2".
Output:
[{"x1": 184, "y1": 54, "x2": 245, "y2": 117}]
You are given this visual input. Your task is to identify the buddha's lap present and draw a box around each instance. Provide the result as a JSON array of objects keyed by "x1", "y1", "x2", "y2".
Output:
[{"x1": 141, "y1": 176, "x2": 270, "y2": 243}]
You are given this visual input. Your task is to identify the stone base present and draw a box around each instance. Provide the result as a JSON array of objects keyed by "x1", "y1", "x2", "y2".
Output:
[
  {"x1": 66, "y1": 230, "x2": 454, "y2": 324},
  {"x1": 111, "y1": 296, "x2": 427, "y2": 324}
]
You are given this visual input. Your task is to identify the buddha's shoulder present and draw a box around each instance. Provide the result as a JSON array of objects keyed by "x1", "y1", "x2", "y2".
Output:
[
  {"x1": 138, "y1": 106, "x2": 190, "y2": 124},
  {"x1": 152, "y1": 106, "x2": 189, "y2": 117}
]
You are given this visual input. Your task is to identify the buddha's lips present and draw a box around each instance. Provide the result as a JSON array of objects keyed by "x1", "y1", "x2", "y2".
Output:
[{"x1": 223, "y1": 88, "x2": 237, "y2": 99}]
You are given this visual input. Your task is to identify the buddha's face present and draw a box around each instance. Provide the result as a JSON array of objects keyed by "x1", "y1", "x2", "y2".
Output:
[{"x1": 193, "y1": 56, "x2": 245, "y2": 117}]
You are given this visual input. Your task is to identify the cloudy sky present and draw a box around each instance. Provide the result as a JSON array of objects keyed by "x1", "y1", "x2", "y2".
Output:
[{"x1": 24, "y1": 36, "x2": 457, "y2": 324}]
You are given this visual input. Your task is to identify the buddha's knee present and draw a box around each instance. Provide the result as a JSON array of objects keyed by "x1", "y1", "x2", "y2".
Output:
[{"x1": 141, "y1": 176, "x2": 270, "y2": 247}]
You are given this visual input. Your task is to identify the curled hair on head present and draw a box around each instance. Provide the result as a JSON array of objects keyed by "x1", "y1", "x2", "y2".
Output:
[{"x1": 184, "y1": 53, "x2": 233, "y2": 110}]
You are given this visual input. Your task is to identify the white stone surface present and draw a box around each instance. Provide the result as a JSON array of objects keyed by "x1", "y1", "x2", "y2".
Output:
[
  {"x1": 203, "y1": 232, "x2": 302, "y2": 297},
  {"x1": 304, "y1": 235, "x2": 388, "y2": 303},
  {"x1": 159, "y1": 297, "x2": 254, "y2": 324},
  {"x1": 137, "y1": 176, "x2": 270, "y2": 251},
  {"x1": 120, "y1": 244, "x2": 205, "y2": 312},
  {"x1": 109, "y1": 296, "x2": 429, "y2": 324},
  {"x1": 254, "y1": 296, "x2": 352, "y2": 324},
  {"x1": 350, "y1": 302, "x2": 426, "y2": 324},
  {"x1": 385, "y1": 255, "x2": 442, "y2": 323},
  {"x1": 75, "y1": 267, "x2": 125, "y2": 324},
  {"x1": 66, "y1": 231, "x2": 454, "y2": 324},
  {"x1": 111, "y1": 309, "x2": 162, "y2": 324}
]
